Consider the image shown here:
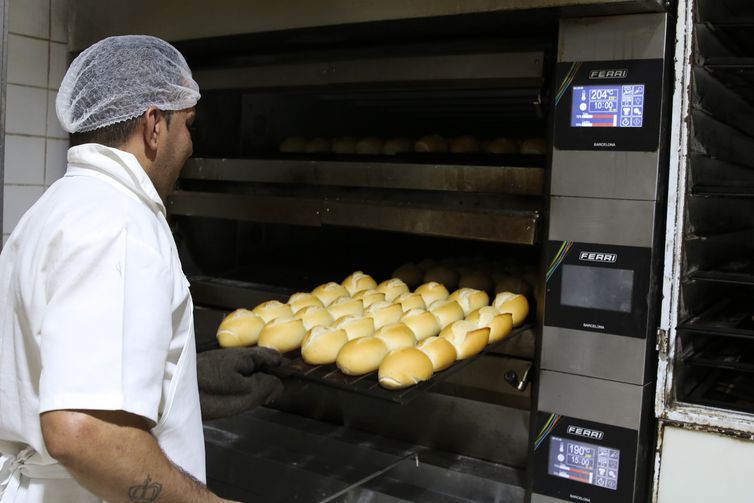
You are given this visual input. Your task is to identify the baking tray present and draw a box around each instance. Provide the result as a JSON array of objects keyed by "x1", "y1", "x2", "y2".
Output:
[{"x1": 267, "y1": 325, "x2": 531, "y2": 405}]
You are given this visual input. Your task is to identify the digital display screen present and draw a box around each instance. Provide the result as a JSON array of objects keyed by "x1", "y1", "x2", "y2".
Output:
[
  {"x1": 548, "y1": 436, "x2": 621, "y2": 491},
  {"x1": 560, "y1": 265, "x2": 634, "y2": 313},
  {"x1": 571, "y1": 84, "x2": 645, "y2": 128}
]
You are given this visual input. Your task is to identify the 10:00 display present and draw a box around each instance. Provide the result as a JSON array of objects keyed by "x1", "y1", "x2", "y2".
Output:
[{"x1": 589, "y1": 89, "x2": 615, "y2": 100}]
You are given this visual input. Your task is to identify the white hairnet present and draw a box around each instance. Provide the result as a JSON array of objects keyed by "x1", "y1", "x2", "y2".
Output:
[{"x1": 56, "y1": 35, "x2": 200, "y2": 133}]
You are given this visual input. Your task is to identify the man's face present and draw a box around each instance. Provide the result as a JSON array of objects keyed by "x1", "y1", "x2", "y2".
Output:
[{"x1": 156, "y1": 107, "x2": 196, "y2": 198}]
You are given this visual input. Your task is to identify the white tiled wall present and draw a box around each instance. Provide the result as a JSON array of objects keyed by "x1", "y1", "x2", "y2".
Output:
[{"x1": 3, "y1": 0, "x2": 69, "y2": 245}]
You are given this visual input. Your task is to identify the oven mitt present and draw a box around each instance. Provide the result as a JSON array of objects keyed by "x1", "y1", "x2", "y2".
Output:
[{"x1": 197, "y1": 347, "x2": 284, "y2": 420}]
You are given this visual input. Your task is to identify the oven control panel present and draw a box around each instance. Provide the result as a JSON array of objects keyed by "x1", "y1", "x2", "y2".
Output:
[
  {"x1": 553, "y1": 58, "x2": 664, "y2": 152},
  {"x1": 533, "y1": 413, "x2": 638, "y2": 503}
]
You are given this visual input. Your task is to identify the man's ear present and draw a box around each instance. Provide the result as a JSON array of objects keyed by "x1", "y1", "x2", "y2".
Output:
[{"x1": 142, "y1": 106, "x2": 162, "y2": 152}]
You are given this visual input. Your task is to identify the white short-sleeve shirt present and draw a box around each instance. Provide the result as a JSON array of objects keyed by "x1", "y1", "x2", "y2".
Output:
[{"x1": 0, "y1": 144, "x2": 204, "y2": 501}]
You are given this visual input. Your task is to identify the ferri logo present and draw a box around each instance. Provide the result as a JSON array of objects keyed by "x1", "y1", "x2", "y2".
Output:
[
  {"x1": 579, "y1": 251, "x2": 617, "y2": 263},
  {"x1": 588, "y1": 69, "x2": 628, "y2": 79},
  {"x1": 567, "y1": 425, "x2": 605, "y2": 440}
]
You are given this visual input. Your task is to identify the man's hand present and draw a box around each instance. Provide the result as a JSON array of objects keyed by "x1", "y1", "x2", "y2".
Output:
[{"x1": 197, "y1": 347, "x2": 284, "y2": 420}]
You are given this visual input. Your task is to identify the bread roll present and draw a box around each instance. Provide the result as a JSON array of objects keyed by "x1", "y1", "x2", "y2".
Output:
[
  {"x1": 417, "y1": 258, "x2": 439, "y2": 271},
  {"x1": 392, "y1": 262, "x2": 424, "y2": 290},
  {"x1": 416, "y1": 336, "x2": 457, "y2": 371},
  {"x1": 415, "y1": 281, "x2": 450, "y2": 306},
  {"x1": 365, "y1": 301, "x2": 403, "y2": 329},
  {"x1": 428, "y1": 299, "x2": 465, "y2": 329},
  {"x1": 258, "y1": 316, "x2": 306, "y2": 353},
  {"x1": 356, "y1": 137, "x2": 384, "y2": 154},
  {"x1": 216, "y1": 309, "x2": 265, "y2": 348},
  {"x1": 327, "y1": 296, "x2": 364, "y2": 320},
  {"x1": 294, "y1": 305, "x2": 335, "y2": 331},
  {"x1": 395, "y1": 292, "x2": 426, "y2": 312},
  {"x1": 301, "y1": 325, "x2": 349, "y2": 365},
  {"x1": 450, "y1": 135, "x2": 480, "y2": 153},
  {"x1": 332, "y1": 315, "x2": 375, "y2": 341},
  {"x1": 332, "y1": 136, "x2": 357, "y2": 154},
  {"x1": 485, "y1": 137, "x2": 518, "y2": 154},
  {"x1": 466, "y1": 307, "x2": 513, "y2": 344},
  {"x1": 252, "y1": 300, "x2": 293, "y2": 323},
  {"x1": 492, "y1": 292, "x2": 529, "y2": 327},
  {"x1": 440, "y1": 320, "x2": 490, "y2": 359},
  {"x1": 374, "y1": 323, "x2": 417, "y2": 352},
  {"x1": 423, "y1": 266, "x2": 459, "y2": 291},
  {"x1": 312, "y1": 282, "x2": 349, "y2": 306},
  {"x1": 288, "y1": 292, "x2": 324, "y2": 313},
  {"x1": 415, "y1": 134, "x2": 448, "y2": 153},
  {"x1": 279, "y1": 136, "x2": 307, "y2": 153},
  {"x1": 401, "y1": 308, "x2": 441, "y2": 341},
  {"x1": 341, "y1": 271, "x2": 378, "y2": 296},
  {"x1": 378, "y1": 348, "x2": 434, "y2": 389},
  {"x1": 304, "y1": 137, "x2": 332, "y2": 153},
  {"x1": 520, "y1": 138, "x2": 547, "y2": 155},
  {"x1": 448, "y1": 288, "x2": 490, "y2": 316},
  {"x1": 383, "y1": 138, "x2": 413, "y2": 155},
  {"x1": 458, "y1": 271, "x2": 494, "y2": 293},
  {"x1": 353, "y1": 289, "x2": 386, "y2": 308},
  {"x1": 336, "y1": 336, "x2": 389, "y2": 375},
  {"x1": 376, "y1": 278, "x2": 410, "y2": 302}
]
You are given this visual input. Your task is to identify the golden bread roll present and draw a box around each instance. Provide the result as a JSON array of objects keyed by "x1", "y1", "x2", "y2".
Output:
[
  {"x1": 327, "y1": 296, "x2": 364, "y2": 320},
  {"x1": 258, "y1": 316, "x2": 306, "y2": 353},
  {"x1": 423, "y1": 266, "x2": 459, "y2": 291},
  {"x1": 341, "y1": 271, "x2": 378, "y2": 296},
  {"x1": 383, "y1": 138, "x2": 413, "y2": 155},
  {"x1": 485, "y1": 137, "x2": 518, "y2": 154},
  {"x1": 288, "y1": 292, "x2": 324, "y2": 313},
  {"x1": 365, "y1": 301, "x2": 404, "y2": 329},
  {"x1": 401, "y1": 308, "x2": 441, "y2": 341},
  {"x1": 450, "y1": 135, "x2": 481, "y2": 153},
  {"x1": 440, "y1": 320, "x2": 490, "y2": 359},
  {"x1": 428, "y1": 299, "x2": 465, "y2": 329},
  {"x1": 294, "y1": 305, "x2": 334, "y2": 331},
  {"x1": 332, "y1": 315, "x2": 375, "y2": 341},
  {"x1": 415, "y1": 281, "x2": 450, "y2": 306},
  {"x1": 494, "y1": 275, "x2": 533, "y2": 297},
  {"x1": 336, "y1": 336, "x2": 389, "y2": 375},
  {"x1": 417, "y1": 336, "x2": 457, "y2": 371},
  {"x1": 376, "y1": 278, "x2": 410, "y2": 302},
  {"x1": 378, "y1": 348, "x2": 434, "y2": 389},
  {"x1": 458, "y1": 271, "x2": 494, "y2": 293},
  {"x1": 301, "y1": 326, "x2": 349, "y2": 365},
  {"x1": 395, "y1": 292, "x2": 426, "y2": 312},
  {"x1": 356, "y1": 136, "x2": 384, "y2": 154},
  {"x1": 466, "y1": 307, "x2": 513, "y2": 344},
  {"x1": 520, "y1": 138, "x2": 547, "y2": 155},
  {"x1": 216, "y1": 309, "x2": 265, "y2": 348},
  {"x1": 392, "y1": 262, "x2": 424, "y2": 290},
  {"x1": 279, "y1": 136, "x2": 307, "y2": 153},
  {"x1": 312, "y1": 282, "x2": 349, "y2": 306},
  {"x1": 374, "y1": 323, "x2": 417, "y2": 352},
  {"x1": 353, "y1": 289, "x2": 386, "y2": 308},
  {"x1": 252, "y1": 300, "x2": 293, "y2": 323},
  {"x1": 448, "y1": 288, "x2": 490, "y2": 316},
  {"x1": 332, "y1": 136, "x2": 357, "y2": 154},
  {"x1": 415, "y1": 134, "x2": 448, "y2": 153},
  {"x1": 304, "y1": 137, "x2": 332, "y2": 153},
  {"x1": 492, "y1": 292, "x2": 529, "y2": 327}
]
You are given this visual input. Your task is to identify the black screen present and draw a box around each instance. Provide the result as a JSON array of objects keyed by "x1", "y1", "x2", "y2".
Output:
[{"x1": 560, "y1": 264, "x2": 634, "y2": 313}]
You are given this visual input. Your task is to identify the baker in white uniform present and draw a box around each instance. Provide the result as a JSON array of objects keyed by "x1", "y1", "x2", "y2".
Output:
[{"x1": 0, "y1": 35, "x2": 281, "y2": 503}]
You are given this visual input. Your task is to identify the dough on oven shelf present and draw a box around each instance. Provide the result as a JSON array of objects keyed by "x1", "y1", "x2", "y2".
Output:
[
  {"x1": 428, "y1": 299, "x2": 465, "y2": 329},
  {"x1": 378, "y1": 348, "x2": 434, "y2": 389},
  {"x1": 492, "y1": 292, "x2": 529, "y2": 327},
  {"x1": 312, "y1": 282, "x2": 349, "y2": 306},
  {"x1": 440, "y1": 320, "x2": 489, "y2": 360},
  {"x1": 301, "y1": 325, "x2": 349, "y2": 365},
  {"x1": 341, "y1": 271, "x2": 378, "y2": 296},
  {"x1": 258, "y1": 316, "x2": 307, "y2": 353},
  {"x1": 356, "y1": 137, "x2": 384, "y2": 154},
  {"x1": 466, "y1": 306, "x2": 513, "y2": 344},
  {"x1": 450, "y1": 135, "x2": 481, "y2": 153},
  {"x1": 401, "y1": 308, "x2": 441, "y2": 341},
  {"x1": 416, "y1": 336, "x2": 457, "y2": 371},
  {"x1": 484, "y1": 137, "x2": 518, "y2": 154},
  {"x1": 374, "y1": 322, "x2": 417, "y2": 352},
  {"x1": 415, "y1": 281, "x2": 450, "y2": 306},
  {"x1": 332, "y1": 315, "x2": 375, "y2": 341},
  {"x1": 383, "y1": 138, "x2": 413, "y2": 155},
  {"x1": 287, "y1": 292, "x2": 324, "y2": 313},
  {"x1": 376, "y1": 278, "x2": 410, "y2": 302},
  {"x1": 327, "y1": 296, "x2": 364, "y2": 320},
  {"x1": 336, "y1": 336, "x2": 390, "y2": 375},
  {"x1": 252, "y1": 300, "x2": 293, "y2": 323},
  {"x1": 415, "y1": 134, "x2": 448, "y2": 153},
  {"x1": 448, "y1": 288, "x2": 490, "y2": 316}
]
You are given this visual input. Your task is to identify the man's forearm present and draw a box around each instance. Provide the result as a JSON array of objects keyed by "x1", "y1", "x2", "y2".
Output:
[{"x1": 41, "y1": 410, "x2": 232, "y2": 503}]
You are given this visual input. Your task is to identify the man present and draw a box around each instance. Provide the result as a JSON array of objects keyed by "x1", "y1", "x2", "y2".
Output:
[{"x1": 0, "y1": 35, "x2": 280, "y2": 502}]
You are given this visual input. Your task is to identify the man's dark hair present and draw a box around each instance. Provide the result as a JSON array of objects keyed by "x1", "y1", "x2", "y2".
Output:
[{"x1": 70, "y1": 110, "x2": 173, "y2": 148}]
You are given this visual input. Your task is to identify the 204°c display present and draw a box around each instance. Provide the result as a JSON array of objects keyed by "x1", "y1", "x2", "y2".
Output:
[{"x1": 571, "y1": 84, "x2": 646, "y2": 128}]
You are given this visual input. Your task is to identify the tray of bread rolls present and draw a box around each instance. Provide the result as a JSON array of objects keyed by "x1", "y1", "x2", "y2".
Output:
[{"x1": 215, "y1": 269, "x2": 531, "y2": 404}]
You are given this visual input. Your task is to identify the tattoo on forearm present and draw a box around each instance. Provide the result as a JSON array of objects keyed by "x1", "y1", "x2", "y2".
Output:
[{"x1": 128, "y1": 475, "x2": 163, "y2": 502}]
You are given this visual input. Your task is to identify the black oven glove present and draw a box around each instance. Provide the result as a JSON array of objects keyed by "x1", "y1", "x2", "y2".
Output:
[{"x1": 197, "y1": 347, "x2": 285, "y2": 420}]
